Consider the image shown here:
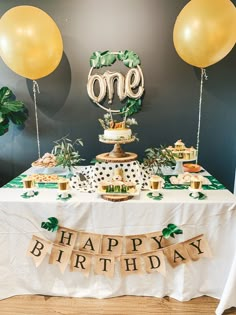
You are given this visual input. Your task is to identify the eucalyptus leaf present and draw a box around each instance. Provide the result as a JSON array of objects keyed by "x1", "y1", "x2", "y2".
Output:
[{"x1": 51, "y1": 135, "x2": 85, "y2": 171}]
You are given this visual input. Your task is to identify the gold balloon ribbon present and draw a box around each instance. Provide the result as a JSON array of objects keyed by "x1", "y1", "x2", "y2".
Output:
[
  {"x1": 32, "y1": 80, "x2": 41, "y2": 158},
  {"x1": 196, "y1": 68, "x2": 208, "y2": 164}
]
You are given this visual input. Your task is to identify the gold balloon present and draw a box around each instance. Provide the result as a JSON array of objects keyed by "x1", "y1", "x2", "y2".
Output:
[
  {"x1": 0, "y1": 6, "x2": 63, "y2": 79},
  {"x1": 173, "y1": 0, "x2": 236, "y2": 68}
]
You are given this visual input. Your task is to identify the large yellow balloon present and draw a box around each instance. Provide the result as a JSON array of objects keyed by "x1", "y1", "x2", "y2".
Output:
[
  {"x1": 0, "y1": 6, "x2": 63, "y2": 79},
  {"x1": 173, "y1": 0, "x2": 236, "y2": 68}
]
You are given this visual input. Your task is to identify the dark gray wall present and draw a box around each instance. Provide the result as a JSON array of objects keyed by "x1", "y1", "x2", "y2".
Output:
[{"x1": 0, "y1": 0, "x2": 235, "y2": 191}]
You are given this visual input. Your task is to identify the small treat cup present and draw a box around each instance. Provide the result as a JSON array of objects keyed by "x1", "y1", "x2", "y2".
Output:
[
  {"x1": 189, "y1": 176, "x2": 203, "y2": 198},
  {"x1": 183, "y1": 152, "x2": 191, "y2": 160},
  {"x1": 58, "y1": 179, "x2": 69, "y2": 198},
  {"x1": 149, "y1": 175, "x2": 164, "y2": 195},
  {"x1": 22, "y1": 177, "x2": 36, "y2": 196},
  {"x1": 174, "y1": 139, "x2": 185, "y2": 151},
  {"x1": 23, "y1": 177, "x2": 35, "y2": 189},
  {"x1": 190, "y1": 176, "x2": 202, "y2": 190},
  {"x1": 125, "y1": 182, "x2": 136, "y2": 193},
  {"x1": 112, "y1": 168, "x2": 123, "y2": 181},
  {"x1": 100, "y1": 181, "x2": 109, "y2": 192}
]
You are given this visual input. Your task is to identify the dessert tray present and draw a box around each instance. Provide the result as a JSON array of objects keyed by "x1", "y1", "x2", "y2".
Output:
[
  {"x1": 97, "y1": 186, "x2": 141, "y2": 197},
  {"x1": 28, "y1": 174, "x2": 63, "y2": 183},
  {"x1": 169, "y1": 173, "x2": 211, "y2": 185}
]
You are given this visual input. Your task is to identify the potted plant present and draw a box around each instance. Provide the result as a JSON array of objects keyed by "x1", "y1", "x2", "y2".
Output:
[
  {"x1": 51, "y1": 135, "x2": 85, "y2": 176},
  {"x1": 0, "y1": 86, "x2": 28, "y2": 136},
  {"x1": 143, "y1": 145, "x2": 176, "y2": 175}
]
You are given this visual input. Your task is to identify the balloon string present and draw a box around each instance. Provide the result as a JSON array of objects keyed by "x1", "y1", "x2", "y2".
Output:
[
  {"x1": 196, "y1": 68, "x2": 208, "y2": 164},
  {"x1": 32, "y1": 80, "x2": 41, "y2": 158}
]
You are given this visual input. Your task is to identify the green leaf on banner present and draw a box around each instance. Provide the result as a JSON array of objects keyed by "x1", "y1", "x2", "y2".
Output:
[
  {"x1": 41, "y1": 217, "x2": 59, "y2": 232},
  {"x1": 162, "y1": 224, "x2": 183, "y2": 239}
]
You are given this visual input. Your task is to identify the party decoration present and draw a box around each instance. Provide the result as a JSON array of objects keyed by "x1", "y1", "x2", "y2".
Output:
[
  {"x1": 147, "y1": 192, "x2": 164, "y2": 200},
  {"x1": 173, "y1": 0, "x2": 236, "y2": 68},
  {"x1": 41, "y1": 217, "x2": 59, "y2": 232},
  {"x1": 0, "y1": 5, "x2": 63, "y2": 80},
  {"x1": 0, "y1": 86, "x2": 28, "y2": 136},
  {"x1": 27, "y1": 221, "x2": 211, "y2": 275},
  {"x1": 87, "y1": 50, "x2": 144, "y2": 117},
  {"x1": 57, "y1": 193, "x2": 72, "y2": 201},
  {"x1": 51, "y1": 135, "x2": 84, "y2": 172},
  {"x1": 189, "y1": 191, "x2": 207, "y2": 200},
  {"x1": 162, "y1": 224, "x2": 183, "y2": 239},
  {"x1": 21, "y1": 191, "x2": 39, "y2": 199}
]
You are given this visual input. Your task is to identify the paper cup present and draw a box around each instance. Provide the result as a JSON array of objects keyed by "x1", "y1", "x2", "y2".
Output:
[
  {"x1": 149, "y1": 175, "x2": 163, "y2": 190},
  {"x1": 23, "y1": 177, "x2": 35, "y2": 189},
  {"x1": 58, "y1": 179, "x2": 69, "y2": 191},
  {"x1": 190, "y1": 177, "x2": 202, "y2": 190}
]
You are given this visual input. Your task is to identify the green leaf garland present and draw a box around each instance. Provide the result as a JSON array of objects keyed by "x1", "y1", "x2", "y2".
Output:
[{"x1": 89, "y1": 50, "x2": 143, "y2": 117}]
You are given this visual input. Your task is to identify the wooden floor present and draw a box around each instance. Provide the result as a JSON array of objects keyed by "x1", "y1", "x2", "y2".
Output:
[{"x1": 0, "y1": 295, "x2": 236, "y2": 315}]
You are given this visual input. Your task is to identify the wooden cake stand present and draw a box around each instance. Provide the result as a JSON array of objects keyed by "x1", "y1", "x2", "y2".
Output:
[
  {"x1": 101, "y1": 194, "x2": 133, "y2": 202},
  {"x1": 96, "y1": 137, "x2": 137, "y2": 163}
]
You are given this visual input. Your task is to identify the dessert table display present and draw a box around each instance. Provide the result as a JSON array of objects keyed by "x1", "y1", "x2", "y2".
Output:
[
  {"x1": 0, "y1": 50, "x2": 235, "y2": 315},
  {"x1": 0, "y1": 165, "x2": 236, "y2": 315}
]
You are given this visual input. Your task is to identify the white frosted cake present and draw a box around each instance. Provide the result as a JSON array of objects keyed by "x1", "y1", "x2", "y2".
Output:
[{"x1": 103, "y1": 128, "x2": 132, "y2": 141}]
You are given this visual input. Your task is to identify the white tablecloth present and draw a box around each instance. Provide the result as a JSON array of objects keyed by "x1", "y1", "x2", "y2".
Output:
[{"x1": 0, "y1": 179, "x2": 236, "y2": 314}]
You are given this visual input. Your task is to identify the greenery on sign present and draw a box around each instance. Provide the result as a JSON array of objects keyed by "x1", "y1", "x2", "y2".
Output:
[
  {"x1": 162, "y1": 224, "x2": 183, "y2": 239},
  {"x1": 143, "y1": 146, "x2": 176, "y2": 175},
  {"x1": 0, "y1": 86, "x2": 28, "y2": 136},
  {"x1": 89, "y1": 50, "x2": 143, "y2": 117},
  {"x1": 41, "y1": 217, "x2": 59, "y2": 232},
  {"x1": 120, "y1": 98, "x2": 142, "y2": 117},
  {"x1": 89, "y1": 50, "x2": 140, "y2": 69},
  {"x1": 51, "y1": 135, "x2": 84, "y2": 171}
]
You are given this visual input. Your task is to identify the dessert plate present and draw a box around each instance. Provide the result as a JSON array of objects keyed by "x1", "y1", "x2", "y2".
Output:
[
  {"x1": 169, "y1": 174, "x2": 211, "y2": 185},
  {"x1": 183, "y1": 163, "x2": 202, "y2": 173}
]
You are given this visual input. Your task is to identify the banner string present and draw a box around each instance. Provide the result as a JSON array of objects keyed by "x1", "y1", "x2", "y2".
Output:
[
  {"x1": 32, "y1": 80, "x2": 41, "y2": 159},
  {"x1": 196, "y1": 68, "x2": 208, "y2": 164}
]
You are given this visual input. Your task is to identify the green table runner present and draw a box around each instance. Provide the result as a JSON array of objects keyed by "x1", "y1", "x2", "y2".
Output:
[
  {"x1": 3, "y1": 174, "x2": 225, "y2": 190},
  {"x1": 162, "y1": 175, "x2": 225, "y2": 190},
  {"x1": 3, "y1": 174, "x2": 61, "y2": 189}
]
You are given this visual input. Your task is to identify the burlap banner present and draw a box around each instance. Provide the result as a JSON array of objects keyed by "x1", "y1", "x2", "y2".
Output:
[{"x1": 27, "y1": 226, "x2": 211, "y2": 277}]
